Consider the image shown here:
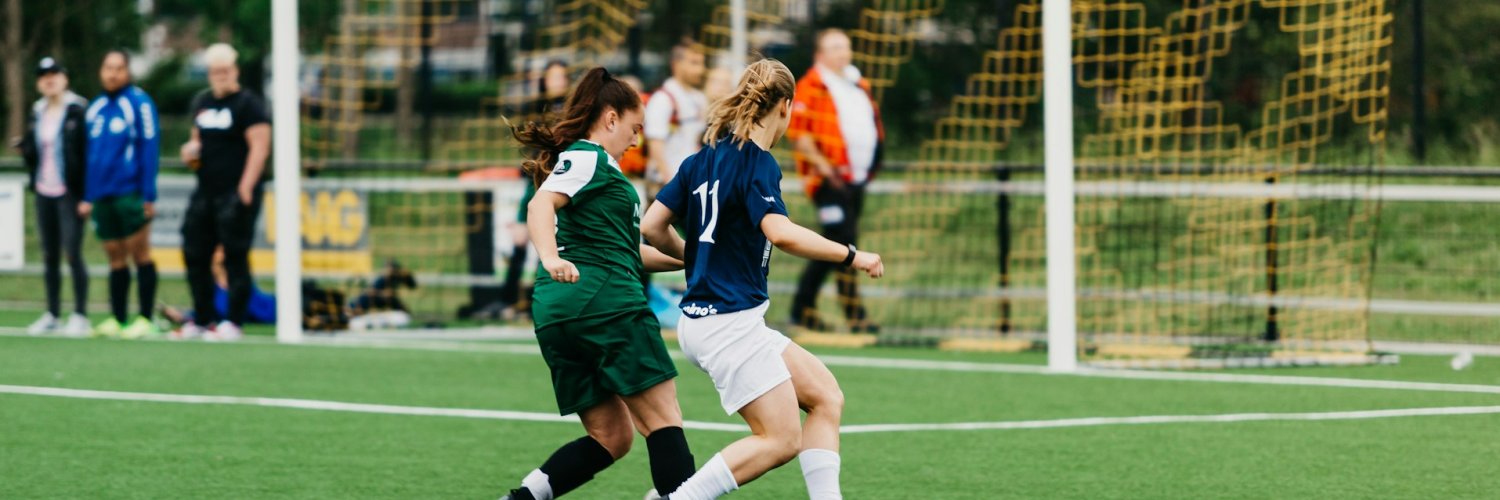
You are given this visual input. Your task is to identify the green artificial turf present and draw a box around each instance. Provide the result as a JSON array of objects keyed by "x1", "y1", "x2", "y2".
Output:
[{"x1": 1, "y1": 335, "x2": 1497, "y2": 499}]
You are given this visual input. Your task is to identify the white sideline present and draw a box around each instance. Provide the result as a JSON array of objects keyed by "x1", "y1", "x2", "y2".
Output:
[
  {"x1": 838, "y1": 405, "x2": 1500, "y2": 434},
  {"x1": 813, "y1": 355, "x2": 1500, "y2": 395},
  {"x1": 0, "y1": 384, "x2": 737, "y2": 433},
  {"x1": 2, "y1": 384, "x2": 1497, "y2": 435},
  {"x1": 4, "y1": 332, "x2": 1500, "y2": 396}
]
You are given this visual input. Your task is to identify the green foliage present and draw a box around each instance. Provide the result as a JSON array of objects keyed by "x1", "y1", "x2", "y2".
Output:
[
  {"x1": 135, "y1": 57, "x2": 204, "y2": 115},
  {"x1": 11, "y1": 0, "x2": 1500, "y2": 165},
  {"x1": 0, "y1": 0, "x2": 144, "y2": 131},
  {"x1": 1389, "y1": 0, "x2": 1500, "y2": 162},
  {"x1": 153, "y1": 0, "x2": 343, "y2": 93}
]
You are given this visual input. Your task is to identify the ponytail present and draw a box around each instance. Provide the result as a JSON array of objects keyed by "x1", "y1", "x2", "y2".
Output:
[
  {"x1": 702, "y1": 59, "x2": 796, "y2": 148},
  {"x1": 510, "y1": 66, "x2": 642, "y2": 186}
]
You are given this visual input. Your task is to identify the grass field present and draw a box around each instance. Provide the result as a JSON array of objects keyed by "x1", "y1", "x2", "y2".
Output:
[{"x1": 2, "y1": 325, "x2": 1499, "y2": 499}]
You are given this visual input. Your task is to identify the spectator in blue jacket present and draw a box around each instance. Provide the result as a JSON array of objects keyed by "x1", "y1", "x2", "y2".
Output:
[{"x1": 80, "y1": 50, "x2": 161, "y2": 339}]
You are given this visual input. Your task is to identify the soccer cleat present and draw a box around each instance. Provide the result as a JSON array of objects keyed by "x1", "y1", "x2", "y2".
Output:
[
  {"x1": 119, "y1": 316, "x2": 163, "y2": 340},
  {"x1": 205, "y1": 321, "x2": 243, "y2": 342},
  {"x1": 93, "y1": 317, "x2": 123, "y2": 338},
  {"x1": 26, "y1": 313, "x2": 59, "y2": 335},
  {"x1": 643, "y1": 488, "x2": 663, "y2": 500},
  {"x1": 170, "y1": 322, "x2": 211, "y2": 341},
  {"x1": 61, "y1": 313, "x2": 92, "y2": 337},
  {"x1": 499, "y1": 488, "x2": 536, "y2": 500}
]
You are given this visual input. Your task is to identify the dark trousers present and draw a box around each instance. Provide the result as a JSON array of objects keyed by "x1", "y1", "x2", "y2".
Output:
[
  {"x1": 35, "y1": 193, "x2": 88, "y2": 316},
  {"x1": 182, "y1": 189, "x2": 261, "y2": 326},
  {"x1": 791, "y1": 183, "x2": 868, "y2": 324},
  {"x1": 499, "y1": 243, "x2": 529, "y2": 306}
]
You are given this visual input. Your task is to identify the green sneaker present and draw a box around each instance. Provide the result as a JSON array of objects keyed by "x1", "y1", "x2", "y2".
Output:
[
  {"x1": 119, "y1": 316, "x2": 163, "y2": 340},
  {"x1": 93, "y1": 317, "x2": 123, "y2": 338}
]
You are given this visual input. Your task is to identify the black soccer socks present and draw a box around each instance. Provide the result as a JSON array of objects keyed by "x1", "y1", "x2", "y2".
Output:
[
  {"x1": 539, "y1": 435, "x2": 615, "y2": 497},
  {"x1": 646, "y1": 426, "x2": 696, "y2": 495},
  {"x1": 109, "y1": 267, "x2": 131, "y2": 323},
  {"x1": 137, "y1": 262, "x2": 158, "y2": 320}
]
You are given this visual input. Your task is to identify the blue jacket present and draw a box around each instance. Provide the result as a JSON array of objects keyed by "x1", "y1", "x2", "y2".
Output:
[{"x1": 85, "y1": 85, "x2": 159, "y2": 202}]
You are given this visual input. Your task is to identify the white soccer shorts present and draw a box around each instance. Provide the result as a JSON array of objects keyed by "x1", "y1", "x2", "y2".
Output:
[{"x1": 677, "y1": 301, "x2": 793, "y2": 414}]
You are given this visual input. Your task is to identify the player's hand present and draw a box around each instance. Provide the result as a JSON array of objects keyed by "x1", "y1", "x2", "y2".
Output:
[
  {"x1": 78, "y1": 201, "x2": 92, "y2": 217},
  {"x1": 542, "y1": 257, "x2": 580, "y2": 283},
  {"x1": 143, "y1": 202, "x2": 155, "y2": 219},
  {"x1": 852, "y1": 251, "x2": 884, "y2": 278},
  {"x1": 180, "y1": 141, "x2": 201, "y2": 168},
  {"x1": 7, "y1": 136, "x2": 21, "y2": 151},
  {"x1": 823, "y1": 170, "x2": 846, "y2": 191},
  {"x1": 238, "y1": 184, "x2": 254, "y2": 206}
]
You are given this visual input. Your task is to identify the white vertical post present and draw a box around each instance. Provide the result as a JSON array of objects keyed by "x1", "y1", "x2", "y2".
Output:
[
  {"x1": 272, "y1": 0, "x2": 304, "y2": 343},
  {"x1": 1043, "y1": 0, "x2": 1077, "y2": 371},
  {"x1": 729, "y1": 0, "x2": 749, "y2": 75}
]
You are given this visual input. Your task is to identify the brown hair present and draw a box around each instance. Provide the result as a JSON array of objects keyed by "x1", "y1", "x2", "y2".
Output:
[
  {"x1": 510, "y1": 67, "x2": 641, "y2": 186},
  {"x1": 671, "y1": 38, "x2": 705, "y2": 63},
  {"x1": 701, "y1": 59, "x2": 796, "y2": 148}
]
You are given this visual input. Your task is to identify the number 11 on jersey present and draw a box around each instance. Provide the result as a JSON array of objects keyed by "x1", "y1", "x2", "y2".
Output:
[{"x1": 693, "y1": 180, "x2": 720, "y2": 243}]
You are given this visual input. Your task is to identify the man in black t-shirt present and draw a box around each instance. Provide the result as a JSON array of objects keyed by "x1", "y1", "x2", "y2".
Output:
[{"x1": 174, "y1": 43, "x2": 271, "y2": 341}]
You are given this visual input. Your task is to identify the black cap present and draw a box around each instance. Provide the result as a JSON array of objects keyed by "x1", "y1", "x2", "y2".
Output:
[{"x1": 36, "y1": 57, "x2": 65, "y2": 77}]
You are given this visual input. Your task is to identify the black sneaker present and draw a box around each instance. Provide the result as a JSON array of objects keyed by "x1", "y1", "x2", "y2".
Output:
[
  {"x1": 792, "y1": 313, "x2": 833, "y2": 332},
  {"x1": 849, "y1": 320, "x2": 881, "y2": 335}
]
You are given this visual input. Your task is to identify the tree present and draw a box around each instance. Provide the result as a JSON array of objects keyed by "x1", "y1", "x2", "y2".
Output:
[
  {"x1": 0, "y1": 0, "x2": 141, "y2": 144},
  {"x1": 154, "y1": 0, "x2": 343, "y2": 95},
  {"x1": 1388, "y1": 0, "x2": 1500, "y2": 162},
  {"x1": 3, "y1": 0, "x2": 20, "y2": 142}
]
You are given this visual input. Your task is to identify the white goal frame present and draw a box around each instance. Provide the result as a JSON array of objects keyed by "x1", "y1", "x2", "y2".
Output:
[{"x1": 265, "y1": 0, "x2": 1083, "y2": 361}]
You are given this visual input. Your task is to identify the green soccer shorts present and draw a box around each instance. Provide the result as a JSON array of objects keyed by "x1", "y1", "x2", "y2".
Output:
[{"x1": 91, "y1": 193, "x2": 149, "y2": 240}]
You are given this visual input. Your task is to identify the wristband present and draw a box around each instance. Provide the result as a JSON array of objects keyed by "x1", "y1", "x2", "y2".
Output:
[{"x1": 841, "y1": 244, "x2": 857, "y2": 267}]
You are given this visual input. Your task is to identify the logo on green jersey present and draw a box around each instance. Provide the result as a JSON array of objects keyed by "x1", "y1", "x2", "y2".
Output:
[{"x1": 554, "y1": 159, "x2": 572, "y2": 175}]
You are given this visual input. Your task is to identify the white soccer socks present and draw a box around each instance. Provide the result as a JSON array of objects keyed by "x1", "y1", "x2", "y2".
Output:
[
  {"x1": 798, "y1": 449, "x2": 843, "y2": 500},
  {"x1": 667, "y1": 453, "x2": 738, "y2": 500},
  {"x1": 521, "y1": 469, "x2": 553, "y2": 500},
  {"x1": 659, "y1": 450, "x2": 839, "y2": 499}
]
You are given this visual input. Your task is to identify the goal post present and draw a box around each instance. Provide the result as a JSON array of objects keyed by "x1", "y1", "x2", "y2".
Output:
[
  {"x1": 272, "y1": 0, "x2": 303, "y2": 343},
  {"x1": 243, "y1": 0, "x2": 1395, "y2": 367},
  {"x1": 1043, "y1": 0, "x2": 1078, "y2": 371},
  {"x1": 728, "y1": 0, "x2": 749, "y2": 76}
]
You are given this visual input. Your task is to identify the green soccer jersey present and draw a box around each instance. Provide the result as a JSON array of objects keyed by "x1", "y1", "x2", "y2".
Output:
[
  {"x1": 531, "y1": 140, "x2": 646, "y2": 332},
  {"x1": 538, "y1": 140, "x2": 642, "y2": 275}
]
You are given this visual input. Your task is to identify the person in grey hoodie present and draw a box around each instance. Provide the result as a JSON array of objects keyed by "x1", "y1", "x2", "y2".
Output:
[{"x1": 14, "y1": 57, "x2": 91, "y2": 336}]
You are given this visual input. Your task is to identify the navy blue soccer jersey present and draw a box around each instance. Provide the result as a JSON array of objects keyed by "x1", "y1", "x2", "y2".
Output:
[{"x1": 656, "y1": 137, "x2": 789, "y2": 318}]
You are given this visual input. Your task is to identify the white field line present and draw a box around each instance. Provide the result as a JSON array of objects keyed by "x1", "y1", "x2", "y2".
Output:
[
  {"x1": 2, "y1": 384, "x2": 1497, "y2": 435},
  {"x1": 3, "y1": 333, "x2": 1499, "y2": 396},
  {"x1": 0, "y1": 384, "x2": 736, "y2": 433},
  {"x1": 837, "y1": 405, "x2": 1500, "y2": 434},
  {"x1": 814, "y1": 355, "x2": 1500, "y2": 396}
]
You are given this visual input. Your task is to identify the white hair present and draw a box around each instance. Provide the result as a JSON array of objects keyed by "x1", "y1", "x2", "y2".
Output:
[{"x1": 203, "y1": 43, "x2": 239, "y2": 67}]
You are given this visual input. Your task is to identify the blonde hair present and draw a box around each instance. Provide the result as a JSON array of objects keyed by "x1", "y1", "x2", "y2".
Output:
[
  {"x1": 702, "y1": 59, "x2": 796, "y2": 148},
  {"x1": 204, "y1": 43, "x2": 239, "y2": 67}
]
